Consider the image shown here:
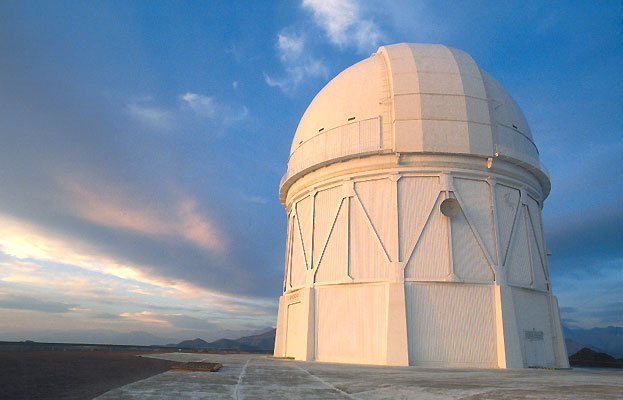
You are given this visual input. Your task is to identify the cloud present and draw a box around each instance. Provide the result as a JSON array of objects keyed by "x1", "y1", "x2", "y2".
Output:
[
  {"x1": 180, "y1": 92, "x2": 248, "y2": 123},
  {"x1": 59, "y1": 177, "x2": 228, "y2": 253},
  {"x1": 301, "y1": 0, "x2": 384, "y2": 52},
  {"x1": 0, "y1": 294, "x2": 76, "y2": 313},
  {"x1": 119, "y1": 311, "x2": 219, "y2": 331},
  {"x1": 546, "y1": 204, "x2": 623, "y2": 267},
  {"x1": 91, "y1": 313, "x2": 124, "y2": 320},
  {"x1": 180, "y1": 93, "x2": 218, "y2": 118},
  {"x1": 265, "y1": 31, "x2": 328, "y2": 93},
  {"x1": 277, "y1": 32, "x2": 304, "y2": 62},
  {"x1": 0, "y1": 220, "x2": 276, "y2": 329},
  {"x1": 0, "y1": 213, "x2": 218, "y2": 298},
  {"x1": 243, "y1": 195, "x2": 270, "y2": 205},
  {"x1": 126, "y1": 97, "x2": 172, "y2": 129}
]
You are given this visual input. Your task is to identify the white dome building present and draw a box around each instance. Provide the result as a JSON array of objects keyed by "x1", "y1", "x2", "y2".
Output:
[{"x1": 273, "y1": 43, "x2": 568, "y2": 368}]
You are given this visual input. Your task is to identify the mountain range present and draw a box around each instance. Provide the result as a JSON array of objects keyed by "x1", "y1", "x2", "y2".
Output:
[
  {"x1": 173, "y1": 328, "x2": 276, "y2": 352},
  {"x1": 564, "y1": 326, "x2": 623, "y2": 357}
]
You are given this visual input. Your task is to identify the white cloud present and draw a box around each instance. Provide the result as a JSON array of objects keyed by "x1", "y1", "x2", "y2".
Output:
[
  {"x1": 180, "y1": 92, "x2": 218, "y2": 118},
  {"x1": 301, "y1": 0, "x2": 383, "y2": 52},
  {"x1": 277, "y1": 32, "x2": 304, "y2": 62},
  {"x1": 126, "y1": 99, "x2": 172, "y2": 129},
  {"x1": 265, "y1": 31, "x2": 328, "y2": 93},
  {"x1": 180, "y1": 92, "x2": 248, "y2": 123}
]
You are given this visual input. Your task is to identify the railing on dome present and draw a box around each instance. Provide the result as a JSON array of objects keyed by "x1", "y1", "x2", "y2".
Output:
[
  {"x1": 494, "y1": 123, "x2": 541, "y2": 169},
  {"x1": 280, "y1": 116, "x2": 383, "y2": 188}
]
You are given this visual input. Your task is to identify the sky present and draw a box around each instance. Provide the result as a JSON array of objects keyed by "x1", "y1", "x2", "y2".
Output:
[{"x1": 0, "y1": 0, "x2": 621, "y2": 344}]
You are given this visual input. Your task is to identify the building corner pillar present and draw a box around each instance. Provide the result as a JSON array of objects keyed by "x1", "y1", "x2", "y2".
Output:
[
  {"x1": 550, "y1": 295, "x2": 570, "y2": 368},
  {"x1": 296, "y1": 287, "x2": 316, "y2": 361},
  {"x1": 301, "y1": 286, "x2": 316, "y2": 361},
  {"x1": 274, "y1": 295, "x2": 287, "y2": 357},
  {"x1": 494, "y1": 284, "x2": 524, "y2": 368}
]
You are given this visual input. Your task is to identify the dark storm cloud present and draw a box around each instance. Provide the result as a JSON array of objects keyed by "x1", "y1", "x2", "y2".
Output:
[
  {"x1": 0, "y1": 295, "x2": 76, "y2": 313},
  {"x1": 545, "y1": 206, "x2": 623, "y2": 268},
  {"x1": 590, "y1": 302, "x2": 623, "y2": 324}
]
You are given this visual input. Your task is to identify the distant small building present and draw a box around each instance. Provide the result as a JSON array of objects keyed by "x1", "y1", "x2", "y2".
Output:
[{"x1": 274, "y1": 43, "x2": 568, "y2": 368}]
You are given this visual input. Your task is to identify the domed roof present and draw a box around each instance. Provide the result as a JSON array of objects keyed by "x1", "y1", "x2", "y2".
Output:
[{"x1": 282, "y1": 43, "x2": 549, "y2": 200}]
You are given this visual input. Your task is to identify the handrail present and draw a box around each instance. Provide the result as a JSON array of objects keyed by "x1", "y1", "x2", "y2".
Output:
[{"x1": 280, "y1": 117, "x2": 382, "y2": 188}]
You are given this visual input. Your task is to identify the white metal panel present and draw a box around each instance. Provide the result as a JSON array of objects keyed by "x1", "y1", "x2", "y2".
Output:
[
  {"x1": 454, "y1": 178, "x2": 496, "y2": 262},
  {"x1": 398, "y1": 176, "x2": 440, "y2": 261},
  {"x1": 526, "y1": 195, "x2": 549, "y2": 284},
  {"x1": 315, "y1": 201, "x2": 348, "y2": 283},
  {"x1": 528, "y1": 221, "x2": 548, "y2": 290},
  {"x1": 290, "y1": 216, "x2": 307, "y2": 287},
  {"x1": 284, "y1": 215, "x2": 293, "y2": 291},
  {"x1": 296, "y1": 195, "x2": 314, "y2": 268},
  {"x1": 355, "y1": 178, "x2": 395, "y2": 259},
  {"x1": 526, "y1": 196, "x2": 544, "y2": 249},
  {"x1": 285, "y1": 301, "x2": 306, "y2": 359},
  {"x1": 506, "y1": 207, "x2": 532, "y2": 286},
  {"x1": 405, "y1": 283, "x2": 496, "y2": 365},
  {"x1": 495, "y1": 128, "x2": 540, "y2": 168},
  {"x1": 349, "y1": 197, "x2": 390, "y2": 280},
  {"x1": 286, "y1": 117, "x2": 381, "y2": 184},
  {"x1": 405, "y1": 194, "x2": 450, "y2": 280},
  {"x1": 511, "y1": 287, "x2": 556, "y2": 367},
  {"x1": 451, "y1": 209, "x2": 494, "y2": 282},
  {"x1": 421, "y1": 120, "x2": 471, "y2": 153},
  {"x1": 313, "y1": 186, "x2": 343, "y2": 267},
  {"x1": 316, "y1": 284, "x2": 386, "y2": 364},
  {"x1": 481, "y1": 71, "x2": 532, "y2": 140},
  {"x1": 495, "y1": 184, "x2": 520, "y2": 264},
  {"x1": 290, "y1": 56, "x2": 383, "y2": 152}
]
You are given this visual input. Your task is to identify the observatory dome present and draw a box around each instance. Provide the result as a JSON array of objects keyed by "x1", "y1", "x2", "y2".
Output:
[
  {"x1": 274, "y1": 43, "x2": 567, "y2": 369},
  {"x1": 280, "y1": 43, "x2": 549, "y2": 204}
]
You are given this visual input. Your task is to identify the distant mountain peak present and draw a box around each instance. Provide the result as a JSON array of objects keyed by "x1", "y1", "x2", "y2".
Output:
[{"x1": 175, "y1": 329, "x2": 275, "y2": 352}]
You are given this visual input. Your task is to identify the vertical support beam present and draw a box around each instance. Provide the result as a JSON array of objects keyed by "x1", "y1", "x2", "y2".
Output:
[
  {"x1": 310, "y1": 190, "x2": 317, "y2": 271},
  {"x1": 440, "y1": 173, "x2": 457, "y2": 281},
  {"x1": 489, "y1": 179, "x2": 503, "y2": 281},
  {"x1": 389, "y1": 174, "x2": 400, "y2": 263},
  {"x1": 343, "y1": 180, "x2": 355, "y2": 280}
]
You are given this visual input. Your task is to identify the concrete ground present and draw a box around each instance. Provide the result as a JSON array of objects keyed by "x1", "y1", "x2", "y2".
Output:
[{"x1": 96, "y1": 353, "x2": 623, "y2": 399}]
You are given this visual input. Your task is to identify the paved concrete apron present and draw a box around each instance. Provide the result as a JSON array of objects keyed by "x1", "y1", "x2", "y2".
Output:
[{"x1": 96, "y1": 353, "x2": 623, "y2": 399}]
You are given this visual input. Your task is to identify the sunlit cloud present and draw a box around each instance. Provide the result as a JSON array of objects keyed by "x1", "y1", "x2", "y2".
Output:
[
  {"x1": 59, "y1": 178, "x2": 227, "y2": 253},
  {"x1": 120, "y1": 311, "x2": 171, "y2": 325},
  {"x1": 0, "y1": 213, "x2": 217, "y2": 297},
  {"x1": 0, "y1": 217, "x2": 275, "y2": 330}
]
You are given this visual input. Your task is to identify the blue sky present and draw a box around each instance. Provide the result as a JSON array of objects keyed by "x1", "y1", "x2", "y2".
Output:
[{"x1": 0, "y1": 0, "x2": 621, "y2": 343}]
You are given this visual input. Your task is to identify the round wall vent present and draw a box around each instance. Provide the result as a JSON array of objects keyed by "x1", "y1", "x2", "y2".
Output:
[{"x1": 440, "y1": 198, "x2": 460, "y2": 217}]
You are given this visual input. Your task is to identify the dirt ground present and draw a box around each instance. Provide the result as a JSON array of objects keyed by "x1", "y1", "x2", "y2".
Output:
[{"x1": 0, "y1": 350, "x2": 178, "y2": 399}]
